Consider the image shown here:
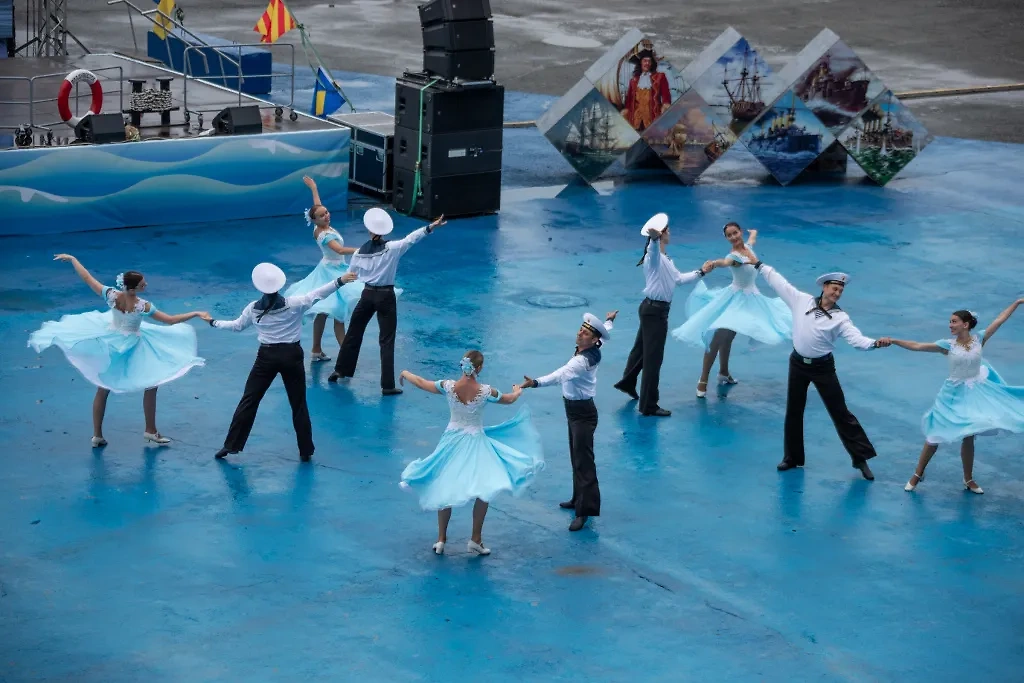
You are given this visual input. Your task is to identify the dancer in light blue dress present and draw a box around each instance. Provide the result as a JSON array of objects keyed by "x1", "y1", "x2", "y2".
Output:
[
  {"x1": 28, "y1": 255, "x2": 208, "y2": 448},
  {"x1": 399, "y1": 351, "x2": 544, "y2": 556},
  {"x1": 889, "y1": 300, "x2": 1024, "y2": 494},
  {"x1": 671, "y1": 223, "x2": 791, "y2": 397}
]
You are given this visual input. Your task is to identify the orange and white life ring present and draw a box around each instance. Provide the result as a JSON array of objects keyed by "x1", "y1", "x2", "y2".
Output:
[{"x1": 57, "y1": 69, "x2": 104, "y2": 128}]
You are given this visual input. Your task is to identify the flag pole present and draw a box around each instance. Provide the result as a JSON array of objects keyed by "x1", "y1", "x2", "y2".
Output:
[{"x1": 293, "y1": 21, "x2": 356, "y2": 112}]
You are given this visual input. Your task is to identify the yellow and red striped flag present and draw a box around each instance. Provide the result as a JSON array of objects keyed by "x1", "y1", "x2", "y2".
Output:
[{"x1": 253, "y1": 0, "x2": 297, "y2": 44}]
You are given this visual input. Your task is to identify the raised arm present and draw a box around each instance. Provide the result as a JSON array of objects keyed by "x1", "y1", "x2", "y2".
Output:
[
  {"x1": 150, "y1": 308, "x2": 208, "y2": 325},
  {"x1": 389, "y1": 215, "x2": 447, "y2": 257},
  {"x1": 982, "y1": 298, "x2": 1023, "y2": 345},
  {"x1": 752, "y1": 262, "x2": 808, "y2": 311},
  {"x1": 887, "y1": 338, "x2": 947, "y2": 354},
  {"x1": 398, "y1": 370, "x2": 442, "y2": 394},
  {"x1": 54, "y1": 254, "x2": 104, "y2": 296},
  {"x1": 287, "y1": 274, "x2": 356, "y2": 311},
  {"x1": 303, "y1": 175, "x2": 322, "y2": 207},
  {"x1": 747, "y1": 229, "x2": 758, "y2": 247}
]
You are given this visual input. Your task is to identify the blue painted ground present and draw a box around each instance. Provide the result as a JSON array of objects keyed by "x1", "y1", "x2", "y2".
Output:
[{"x1": 2, "y1": 70, "x2": 1024, "y2": 682}]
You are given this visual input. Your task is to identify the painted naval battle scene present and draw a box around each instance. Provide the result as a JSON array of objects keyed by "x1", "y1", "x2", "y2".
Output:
[{"x1": 3, "y1": 0, "x2": 1024, "y2": 681}]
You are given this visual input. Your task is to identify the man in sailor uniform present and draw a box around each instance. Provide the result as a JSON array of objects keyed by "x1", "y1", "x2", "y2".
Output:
[
  {"x1": 522, "y1": 311, "x2": 617, "y2": 532},
  {"x1": 328, "y1": 208, "x2": 445, "y2": 394},
  {"x1": 204, "y1": 263, "x2": 357, "y2": 462},
  {"x1": 751, "y1": 263, "x2": 890, "y2": 480}
]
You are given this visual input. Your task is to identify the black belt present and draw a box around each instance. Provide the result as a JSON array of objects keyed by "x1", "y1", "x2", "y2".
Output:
[
  {"x1": 563, "y1": 397, "x2": 595, "y2": 404},
  {"x1": 261, "y1": 341, "x2": 301, "y2": 347},
  {"x1": 643, "y1": 297, "x2": 671, "y2": 307},
  {"x1": 364, "y1": 284, "x2": 395, "y2": 291},
  {"x1": 791, "y1": 350, "x2": 833, "y2": 365}
]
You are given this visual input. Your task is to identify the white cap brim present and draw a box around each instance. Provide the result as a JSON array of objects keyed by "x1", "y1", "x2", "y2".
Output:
[
  {"x1": 252, "y1": 262, "x2": 286, "y2": 294},
  {"x1": 582, "y1": 312, "x2": 611, "y2": 340},
  {"x1": 364, "y1": 207, "x2": 394, "y2": 236},
  {"x1": 640, "y1": 212, "x2": 669, "y2": 237}
]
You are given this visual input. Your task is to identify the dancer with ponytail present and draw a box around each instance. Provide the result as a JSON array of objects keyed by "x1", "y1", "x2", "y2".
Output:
[
  {"x1": 29, "y1": 255, "x2": 208, "y2": 447},
  {"x1": 613, "y1": 213, "x2": 711, "y2": 417},
  {"x1": 888, "y1": 300, "x2": 1024, "y2": 494},
  {"x1": 671, "y1": 222, "x2": 791, "y2": 398},
  {"x1": 399, "y1": 352, "x2": 544, "y2": 556}
]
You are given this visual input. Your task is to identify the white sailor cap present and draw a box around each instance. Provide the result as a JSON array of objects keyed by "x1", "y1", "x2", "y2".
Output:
[
  {"x1": 363, "y1": 207, "x2": 394, "y2": 236},
  {"x1": 816, "y1": 272, "x2": 850, "y2": 287},
  {"x1": 640, "y1": 212, "x2": 669, "y2": 237},
  {"x1": 252, "y1": 262, "x2": 286, "y2": 294},
  {"x1": 582, "y1": 312, "x2": 611, "y2": 340}
]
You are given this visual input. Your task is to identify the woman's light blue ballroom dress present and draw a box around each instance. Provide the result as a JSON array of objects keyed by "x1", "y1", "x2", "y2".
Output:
[
  {"x1": 284, "y1": 227, "x2": 372, "y2": 324},
  {"x1": 400, "y1": 380, "x2": 546, "y2": 510}
]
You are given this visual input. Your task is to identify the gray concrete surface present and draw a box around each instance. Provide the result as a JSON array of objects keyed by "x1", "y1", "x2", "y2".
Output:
[{"x1": 63, "y1": 0, "x2": 1024, "y2": 142}]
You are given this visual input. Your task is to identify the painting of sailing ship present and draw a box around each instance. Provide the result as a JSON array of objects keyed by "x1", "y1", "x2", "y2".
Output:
[
  {"x1": 590, "y1": 37, "x2": 688, "y2": 135},
  {"x1": 541, "y1": 84, "x2": 640, "y2": 182},
  {"x1": 739, "y1": 89, "x2": 835, "y2": 185},
  {"x1": 640, "y1": 89, "x2": 736, "y2": 185},
  {"x1": 690, "y1": 37, "x2": 781, "y2": 137},
  {"x1": 837, "y1": 90, "x2": 933, "y2": 185},
  {"x1": 792, "y1": 40, "x2": 886, "y2": 134}
]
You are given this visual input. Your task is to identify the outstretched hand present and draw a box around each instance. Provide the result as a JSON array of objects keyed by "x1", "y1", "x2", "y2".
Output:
[
  {"x1": 341, "y1": 272, "x2": 359, "y2": 283},
  {"x1": 428, "y1": 215, "x2": 447, "y2": 230},
  {"x1": 399, "y1": 370, "x2": 408, "y2": 386},
  {"x1": 197, "y1": 311, "x2": 213, "y2": 322},
  {"x1": 511, "y1": 384, "x2": 523, "y2": 397},
  {"x1": 302, "y1": 175, "x2": 316, "y2": 188},
  {"x1": 53, "y1": 253, "x2": 76, "y2": 263},
  {"x1": 701, "y1": 260, "x2": 715, "y2": 273},
  {"x1": 522, "y1": 375, "x2": 536, "y2": 388},
  {"x1": 605, "y1": 310, "x2": 618, "y2": 322}
]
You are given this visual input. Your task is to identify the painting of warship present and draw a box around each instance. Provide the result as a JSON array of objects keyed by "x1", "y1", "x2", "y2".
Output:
[
  {"x1": 691, "y1": 37, "x2": 781, "y2": 136},
  {"x1": 792, "y1": 40, "x2": 885, "y2": 133},
  {"x1": 837, "y1": 90, "x2": 933, "y2": 185},
  {"x1": 541, "y1": 84, "x2": 640, "y2": 182},
  {"x1": 739, "y1": 89, "x2": 835, "y2": 185},
  {"x1": 640, "y1": 89, "x2": 737, "y2": 184},
  {"x1": 590, "y1": 37, "x2": 688, "y2": 135}
]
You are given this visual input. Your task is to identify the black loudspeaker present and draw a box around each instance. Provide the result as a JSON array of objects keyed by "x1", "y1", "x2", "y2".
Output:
[
  {"x1": 393, "y1": 167, "x2": 500, "y2": 218},
  {"x1": 418, "y1": 0, "x2": 491, "y2": 27},
  {"x1": 74, "y1": 113, "x2": 125, "y2": 144},
  {"x1": 423, "y1": 47, "x2": 494, "y2": 82},
  {"x1": 393, "y1": 126, "x2": 502, "y2": 176},
  {"x1": 421, "y1": 19, "x2": 494, "y2": 51},
  {"x1": 395, "y1": 73, "x2": 503, "y2": 133},
  {"x1": 212, "y1": 105, "x2": 262, "y2": 135}
]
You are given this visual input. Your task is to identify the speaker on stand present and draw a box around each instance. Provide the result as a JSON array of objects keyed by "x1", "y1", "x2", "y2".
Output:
[{"x1": 393, "y1": 0, "x2": 503, "y2": 219}]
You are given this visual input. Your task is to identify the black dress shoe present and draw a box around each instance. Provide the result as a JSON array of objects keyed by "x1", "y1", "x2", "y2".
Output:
[
  {"x1": 215, "y1": 448, "x2": 238, "y2": 459},
  {"x1": 382, "y1": 388, "x2": 403, "y2": 396},
  {"x1": 642, "y1": 408, "x2": 671, "y2": 417},
  {"x1": 568, "y1": 516, "x2": 589, "y2": 532},
  {"x1": 776, "y1": 459, "x2": 803, "y2": 471},
  {"x1": 854, "y1": 460, "x2": 875, "y2": 480},
  {"x1": 300, "y1": 453, "x2": 313, "y2": 463},
  {"x1": 559, "y1": 500, "x2": 575, "y2": 509},
  {"x1": 327, "y1": 373, "x2": 340, "y2": 383},
  {"x1": 613, "y1": 382, "x2": 639, "y2": 400}
]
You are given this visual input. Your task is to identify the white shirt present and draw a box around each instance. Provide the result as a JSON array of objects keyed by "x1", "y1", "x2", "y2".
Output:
[
  {"x1": 757, "y1": 265, "x2": 876, "y2": 358},
  {"x1": 347, "y1": 227, "x2": 429, "y2": 286},
  {"x1": 213, "y1": 280, "x2": 342, "y2": 344},
  {"x1": 535, "y1": 320, "x2": 615, "y2": 400},
  {"x1": 642, "y1": 238, "x2": 703, "y2": 302}
]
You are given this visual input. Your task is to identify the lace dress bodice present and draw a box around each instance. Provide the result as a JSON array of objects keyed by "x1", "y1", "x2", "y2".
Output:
[
  {"x1": 945, "y1": 334, "x2": 986, "y2": 383},
  {"x1": 317, "y1": 228, "x2": 347, "y2": 265},
  {"x1": 728, "y1": 243, "x2": 759, "y2": 292},
  {"x1": 104, "y1": 287, "x2": 153, "y2": 334},
  {"x1": 437, "y1": 380, "x2": 498, "y2": 434}
]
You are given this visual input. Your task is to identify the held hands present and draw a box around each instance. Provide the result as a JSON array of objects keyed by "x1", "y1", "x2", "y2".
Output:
[
  {"x1": 701, "y1": 260, "x2": 715, "y2": 273},
  {"x1": 510, "y1": 384, "x2": 523, "y2": 398},
  {"x1": 875, "y1": 337, "x2": 892, "y2": 348},
  {"x1": 341, "y1": 272, "x2": 359, "y2": 284},
  {"x1": 197, "y1": 312, "x2": 213, "y2": 322},
  {"x1": 522, "y1": 375, "x2": 538, "y2": 389}
]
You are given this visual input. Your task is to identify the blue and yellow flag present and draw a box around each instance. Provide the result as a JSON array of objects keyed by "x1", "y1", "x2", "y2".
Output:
[
  {"x1": 153, "y1": 0, "x2": 175, "y2": 40},
  {"x1": 311, "y1": 67, "x2": 345, "y2": 118}
]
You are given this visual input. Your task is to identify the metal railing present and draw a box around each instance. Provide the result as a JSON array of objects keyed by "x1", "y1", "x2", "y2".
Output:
[
  {"x1": 106, "y1": 0, "x2": 241, "y2": 81},
  {"x1": 181, "y1": 42, "x2": 296, "y2": 129},
  {"x1": 0, "y1": 65, "x2": 124, "y2": 131}
]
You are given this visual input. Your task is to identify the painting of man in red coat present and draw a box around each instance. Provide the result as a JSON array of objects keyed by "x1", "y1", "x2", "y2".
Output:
[{"x1": 621, "y1": 47, "x2": 672, "y2": 131}]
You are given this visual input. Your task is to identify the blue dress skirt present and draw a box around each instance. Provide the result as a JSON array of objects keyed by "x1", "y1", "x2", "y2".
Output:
[
  {"x1": 400, "y1": 381, "x2": 545, "y2": 510},
  {"x1": 671, "y1": 253, "x2": 791, "y2": 350},
  {"x1": 28, "y1": 288, "x2": 204, "y2": 393},
  {"x1": 922, "y1": 333, "x2": 1024, "y2": 444}
]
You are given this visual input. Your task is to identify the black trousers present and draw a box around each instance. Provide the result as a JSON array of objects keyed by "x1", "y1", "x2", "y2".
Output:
[
  {"x1": 619, "y1": 298, "x2": 670, "y2": 414},
  {"x1": 224, "y1": 342, "x2": 314, "y2": 458},
  {"x1": 564, "y1": 398, "x2": 601, "y2": 517},
  {"x1": 784, "y1": 351, "x2": 877, "y2": 466},
  {"x1": 334, "y1": 285, "x2": 398, "y2": 389}
]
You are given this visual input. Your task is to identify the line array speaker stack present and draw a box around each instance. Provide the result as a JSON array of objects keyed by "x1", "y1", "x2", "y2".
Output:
[{"x1": 392, "y1": 0, "x2": 503, "y2": 219}]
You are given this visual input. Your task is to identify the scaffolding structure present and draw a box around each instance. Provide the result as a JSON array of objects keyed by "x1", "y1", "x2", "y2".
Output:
[{"x1": 16, "y1": 0, "x2": 88, "y2": 57}]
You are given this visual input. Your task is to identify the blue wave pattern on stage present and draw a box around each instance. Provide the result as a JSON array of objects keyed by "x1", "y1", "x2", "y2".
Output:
[{"x1": 0, "y1": 128, "x2": 350, "y2": 235}]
